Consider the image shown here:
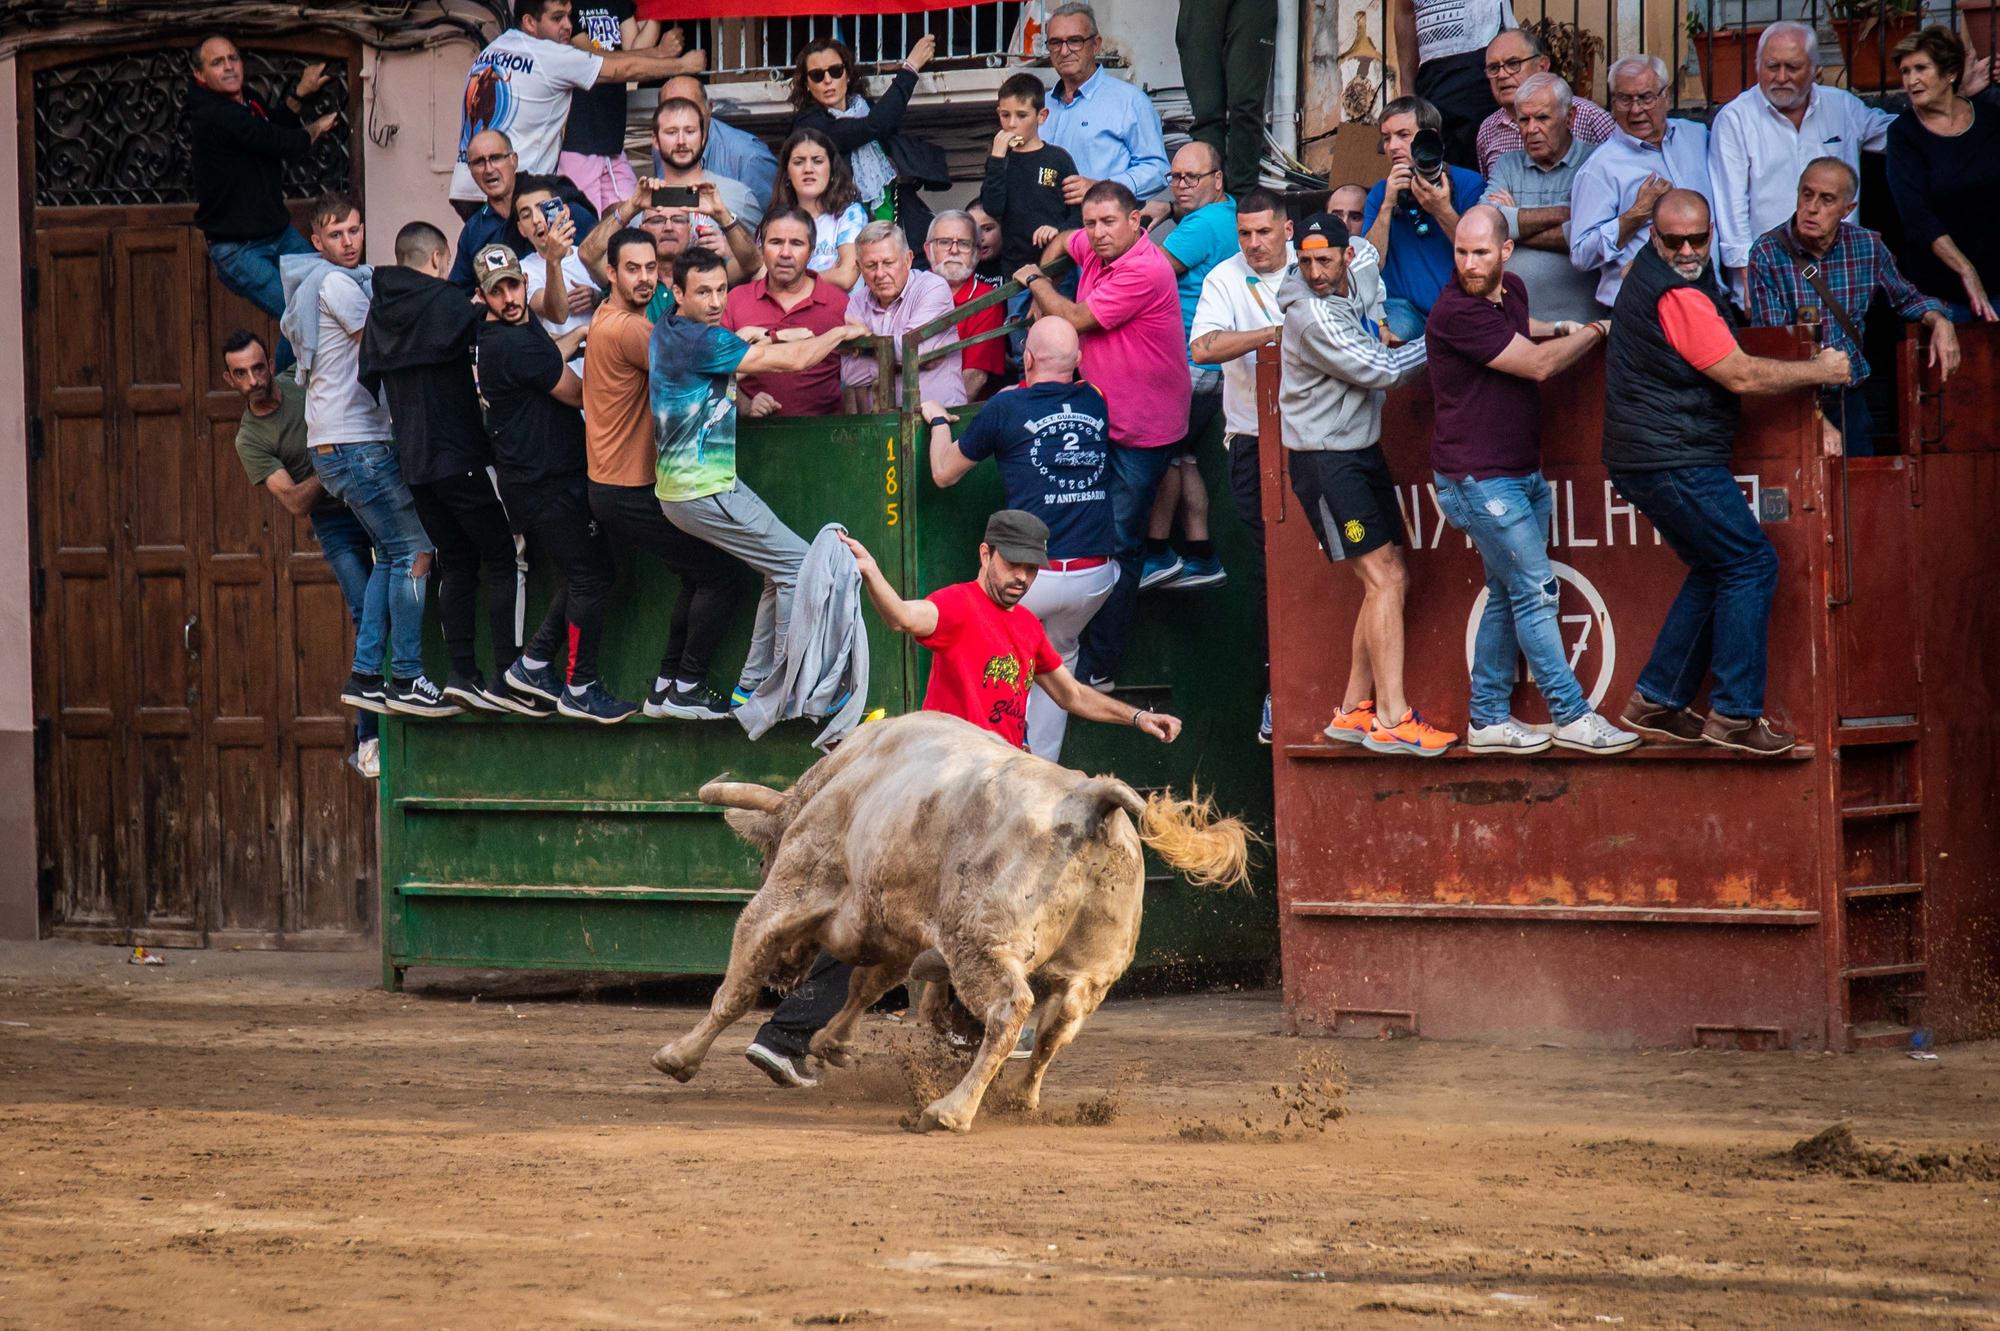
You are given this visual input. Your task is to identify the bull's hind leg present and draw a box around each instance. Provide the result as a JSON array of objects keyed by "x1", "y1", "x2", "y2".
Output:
[
  {"x1": 807, "y1": 958, "x2": 913, "y2": 1068},
  {"x1": 651, "y1": 894, "x2": 821, "y2": 1082},
  {"x1": 1017, "y1": 976, "x2": 1110, "y2": 1111},
  {"x1": 916, "y1": 953, "x2": 1032, "y2": 1134}
]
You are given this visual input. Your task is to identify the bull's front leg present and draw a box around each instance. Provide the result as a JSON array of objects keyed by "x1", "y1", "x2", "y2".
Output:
[
  {"x1": 807, "y1": 958, "x2": 914, "y2": 1067},
  {"x1": 651, "y1": 895, "x2": 819, "y2": 1082},
  {"x1": 916, "y1": 953, "x2": 1033, "y2": 1134}
]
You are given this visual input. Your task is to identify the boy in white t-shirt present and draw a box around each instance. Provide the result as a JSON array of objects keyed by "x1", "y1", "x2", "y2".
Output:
[
  {"x1": 514, "y1": 175, "x2": 604, "y2": 371},
  {"x1": 451, "y1": 0, "x2": 705, "y2": 204}
]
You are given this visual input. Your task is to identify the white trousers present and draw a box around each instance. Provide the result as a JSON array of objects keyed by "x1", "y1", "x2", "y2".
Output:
[{"x1": 1019, "y1": 561, "x2": 1119, "y2": 762}]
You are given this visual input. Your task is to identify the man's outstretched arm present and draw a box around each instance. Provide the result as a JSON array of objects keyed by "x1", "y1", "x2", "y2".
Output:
[{"x1": 836, "y1": 531, "x2": 939, "y2": 638}]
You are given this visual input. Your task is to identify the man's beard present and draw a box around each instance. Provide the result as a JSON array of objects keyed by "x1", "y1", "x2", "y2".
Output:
[
  {"x1": 1669, "y1": 255, "x2": 1708, "y2": 281},
  {"x1": 664, "y1": 144, "x2": 700, "y2": 172},
  {"x1": 1458, "y1": 267, "x2": 1500, "y2": 296},
  {"x1": 932, "y1": 256, "x2": 972, "y2": 285}
]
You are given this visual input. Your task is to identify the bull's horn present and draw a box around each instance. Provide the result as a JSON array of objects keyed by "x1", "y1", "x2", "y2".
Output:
[{"x1": 699, "y1": 779, "x2": 786, "y2": 813}]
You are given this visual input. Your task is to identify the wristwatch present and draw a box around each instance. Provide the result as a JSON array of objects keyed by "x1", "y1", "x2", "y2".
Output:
[
  {"x1": 927, "y1": 415, "x2": 952, "y2": 430},
  {"x1": 1023, "y1": 271, "x2": 1046, "y2": 286}
]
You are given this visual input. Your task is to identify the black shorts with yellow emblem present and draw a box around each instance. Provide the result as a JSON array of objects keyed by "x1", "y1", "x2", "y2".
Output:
[{"x1": 1286, "y1": 444, "x2": 1404, "y2": 561}]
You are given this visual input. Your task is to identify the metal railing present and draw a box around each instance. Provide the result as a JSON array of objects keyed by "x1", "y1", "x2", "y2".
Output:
[{"x1": 685, "y1": 2, "x2": 1032, "y2": 84}]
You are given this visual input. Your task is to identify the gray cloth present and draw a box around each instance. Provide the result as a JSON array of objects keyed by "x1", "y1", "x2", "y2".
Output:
[
  {"x1": 733, "y1": 522, "x2": 869, "y2": 751},
  {"x1": 1275, "y1": 251, "x2": 1427, "y2": 453},
  {"x1": 280, "y1": 253, "x2": 374, "y2": 384},
  {"x1": 661, "y1": 477, "x2": 808, "y2": 689},
  {"x1": 1481, "y1": 138, "x2": 1605, "y2": 323}
]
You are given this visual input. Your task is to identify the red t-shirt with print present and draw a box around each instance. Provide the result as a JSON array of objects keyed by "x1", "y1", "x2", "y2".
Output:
[{"x1": 917, "y1": 580, "x2": 1062, "y2": 748}]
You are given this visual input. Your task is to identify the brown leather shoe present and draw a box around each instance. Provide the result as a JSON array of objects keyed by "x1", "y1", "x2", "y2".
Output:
[
  {"x1": 1619, "y1": 689, "x2": 1706, "y2": 742},
  {"x1": 1700, "y1": 712, "x2": 1797, "y2": 755}
]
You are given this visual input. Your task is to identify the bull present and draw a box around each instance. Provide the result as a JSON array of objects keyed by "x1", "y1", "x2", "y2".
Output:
[{"x1": 650, "y1": 711, "x2": 1252, "y2": 1133}]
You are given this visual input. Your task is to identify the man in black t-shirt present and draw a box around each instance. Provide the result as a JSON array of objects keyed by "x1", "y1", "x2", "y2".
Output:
[
  {"x1": 472, "y1": 243, "x2": 638, "y2": 725},
  {"x1": 558, "y1": 1, "x2": 659, "y2": 211}
]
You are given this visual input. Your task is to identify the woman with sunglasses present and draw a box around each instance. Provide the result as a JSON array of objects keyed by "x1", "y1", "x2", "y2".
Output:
[
  {"x1": 769, "y1": 128, "x2": 869, "y2": 292},
  {"x1": 1886, "y1": 26, "x2": 2000, "y2": 322},
  {"x1": 788, "y1": 34, "x2": 950, "y2": 254}
]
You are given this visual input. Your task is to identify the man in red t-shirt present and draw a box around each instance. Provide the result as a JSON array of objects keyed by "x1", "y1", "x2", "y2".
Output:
[{"x1": 925, "y1": 210, "x2": 1007, "y2": 402}]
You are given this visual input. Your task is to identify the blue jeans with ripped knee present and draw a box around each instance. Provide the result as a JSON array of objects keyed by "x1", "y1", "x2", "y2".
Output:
[{"x1": 1434, "y1": 471, "x2": 1589, "y2": 728}]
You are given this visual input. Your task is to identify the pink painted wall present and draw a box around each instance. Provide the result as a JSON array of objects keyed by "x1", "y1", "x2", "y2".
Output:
[{"x1": 0, "y1": 54, "x2": 38, "y2": 938}]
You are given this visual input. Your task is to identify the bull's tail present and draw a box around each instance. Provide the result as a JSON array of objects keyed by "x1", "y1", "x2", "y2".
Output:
[{"x1": 1080, "y1": 779, "x2": 1255, "y2": 890}]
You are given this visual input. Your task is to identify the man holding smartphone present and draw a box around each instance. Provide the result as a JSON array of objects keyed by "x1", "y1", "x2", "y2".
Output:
[{"x1": 514, "y1": 174, "x2": 604, "y2": 369}]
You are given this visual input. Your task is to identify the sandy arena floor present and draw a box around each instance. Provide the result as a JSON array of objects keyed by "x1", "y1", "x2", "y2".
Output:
[{"x1": 1, "y1": 940, "x2": 1996, "y2": 1329}]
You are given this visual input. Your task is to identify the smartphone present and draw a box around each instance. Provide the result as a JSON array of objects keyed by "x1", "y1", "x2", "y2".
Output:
[
  {"x1": 651, "y1": 185, "x2": 701, "y2": 209},
  {"x1": 537, "y1": 198, "x2": 564, "y2": 227}
]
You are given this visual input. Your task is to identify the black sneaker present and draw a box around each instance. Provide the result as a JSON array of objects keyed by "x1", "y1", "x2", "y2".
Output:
[
  {"x1": 503, "y1": 658, "x2": 563, "y2": 705},
  {"x1": 443, "y1": 670, "x2": 506, "y2": 714},
  {"x1": 482, "y1": 677, "x2": 543, "y2": 715},
  {"x1": 555, "y1": 679, "x2": 638, "y2": 725},
  {"x1": 655, "y1": 681, "x2": 733, "y2": 721},
  {"x1": 745, "y1": 1041, "x2": 819, "y2": 1089},
  {"x1": 386, "y1": 675, "x2": 462, "y2": 718},
  {"x1": 339, "y1": 672, "x2": 392, "y2": 715}
]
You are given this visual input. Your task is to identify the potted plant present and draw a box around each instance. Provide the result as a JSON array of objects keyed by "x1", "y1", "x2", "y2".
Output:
[
  {"x1": 1524, "y1": 16, "x2": 1606, "y2": 101},
  {"x1": 1832, "y1": 0, "x2": 1921, "y2": 91},
  {"x1": 1686, "y1": 6, "x2": 1768, "y2": 105}
]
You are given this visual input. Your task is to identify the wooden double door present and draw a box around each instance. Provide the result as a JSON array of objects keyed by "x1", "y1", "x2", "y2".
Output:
[{"x1": 27, "y1": 43, "x2": 374, "y2": 947}]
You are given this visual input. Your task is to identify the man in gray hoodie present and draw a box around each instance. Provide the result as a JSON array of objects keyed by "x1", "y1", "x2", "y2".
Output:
[{"x1": 1277, "y1": 212, "x2": 1455, "y2": 757}]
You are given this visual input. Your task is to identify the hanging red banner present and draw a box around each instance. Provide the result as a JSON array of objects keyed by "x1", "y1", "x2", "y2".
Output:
[{"x1": 638, "y1": 0, "x2": 991, "y2": 17}]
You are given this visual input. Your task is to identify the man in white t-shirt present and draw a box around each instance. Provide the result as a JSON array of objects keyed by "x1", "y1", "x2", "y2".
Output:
[
  {"x1": 1189, "y1": 187, "x2": 1293, "y2": 745},
  {"x1": 514, "y1": 173, "x2": 604, "y2": 371},
  {"x1": 451, "y1": 0, "x2": 706, "y2": 204}
]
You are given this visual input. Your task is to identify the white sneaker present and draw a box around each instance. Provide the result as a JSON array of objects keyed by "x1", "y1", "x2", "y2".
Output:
[
  {"x1": 350, "y1": 737, "x2": 381, "y2": 779},
  {"x1": 1552, "y1": 711, "x2": 1642, "y2": 754},
  {"x1": 1466, "y1": 716, "x2": 1553, "y2": 754}
]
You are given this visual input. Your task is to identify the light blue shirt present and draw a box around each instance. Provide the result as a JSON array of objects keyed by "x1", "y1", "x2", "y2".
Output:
[
  {"x1": 1041, "y1": 66, "x2": 1169, "y2": 201},
  {"x1": 1162, "y1": 198, "x2": 1239, "y2": 364},
  {"x1": 1568, "y1": 119, "x2": 1714, "y2": 306},
  {"x1": 704, "y1": 115, "x2": 778, "y2": 208}
]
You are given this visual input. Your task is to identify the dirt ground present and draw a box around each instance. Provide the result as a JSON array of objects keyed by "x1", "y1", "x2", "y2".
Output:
[{"x1": 2, "y1": 942, "x2": 1996, "y2": 1330}]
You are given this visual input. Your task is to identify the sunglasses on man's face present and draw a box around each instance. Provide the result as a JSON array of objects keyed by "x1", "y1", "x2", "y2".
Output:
[
  {"x1": 1657, "y1": 229, "x2": 1710, "y2": 252},
  {"x1": 806, "y1": 62, "x2": 847, "y2": 84}
]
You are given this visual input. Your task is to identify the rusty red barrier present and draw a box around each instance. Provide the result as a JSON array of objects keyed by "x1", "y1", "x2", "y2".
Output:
[{"x1": 1259, "y1": 322, "x2": 2000, "y2": 1050}]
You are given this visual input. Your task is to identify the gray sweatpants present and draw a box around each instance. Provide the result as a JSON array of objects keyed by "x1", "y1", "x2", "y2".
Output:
[
  {"x1": 1020, "y1": 560, "x2": 1119, "y2": 762},
  {"x1": 661, "y1": 478, "x2": 808, "y2": 687}
]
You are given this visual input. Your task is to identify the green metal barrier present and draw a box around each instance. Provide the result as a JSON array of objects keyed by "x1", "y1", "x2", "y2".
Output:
[{"x1": 379, "y1": 269, "x2": 1275, "y2": 989}]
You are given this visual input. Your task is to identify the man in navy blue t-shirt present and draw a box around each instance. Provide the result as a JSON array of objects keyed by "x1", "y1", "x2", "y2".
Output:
[{"x1": 923, "y1": 317, "x2": 1113, "y2": 761}]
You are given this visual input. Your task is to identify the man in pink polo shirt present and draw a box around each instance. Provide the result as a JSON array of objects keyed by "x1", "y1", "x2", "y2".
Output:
[{"x1": 1015, "y1": 179, "x2": 1191, "y2": 688}]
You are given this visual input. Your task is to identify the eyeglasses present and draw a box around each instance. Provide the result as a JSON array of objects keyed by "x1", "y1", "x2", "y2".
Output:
[
  {"x1": 1610, "y1": 89, "x2": 1664, "y2": 109},
  {"x1": 1168, "y1": 168, "x2": 1221, "y2": 186},
  {"x1": 805, "y1": 62, "x2": 847, "y2": 84},
  {"x1": 467, "y1": 152, "x2": 515, "y2": 170},
  {"x1": 1482, "y1": 54, "x2": 1536, "y2": 77},
  {"x1": 929, "y1": 237, "x2": 973, "y2": 251},
  {"x1": 1046, "y1": 35, "x2": 1096, "y2": 51},
  {"x1": 1656, "y1": 229, "x2": 1710, "y2": 252}
]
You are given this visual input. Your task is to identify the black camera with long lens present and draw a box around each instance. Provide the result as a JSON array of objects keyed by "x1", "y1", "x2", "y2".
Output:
[{"x1": 1396, "y1": 128, "x2": 1448, "y2": 212}]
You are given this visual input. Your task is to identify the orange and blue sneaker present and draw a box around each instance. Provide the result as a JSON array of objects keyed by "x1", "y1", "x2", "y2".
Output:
[
  {"x1": 1363, "y1": 707, "x2": 1458, "y2": 757},
  {"x1": 1322, "y1": 700, "x2": 1376, "y2": 745}
]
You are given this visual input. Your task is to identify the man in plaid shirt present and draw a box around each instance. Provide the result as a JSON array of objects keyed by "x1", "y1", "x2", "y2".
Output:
[{"x1": 1747, "y1": 157, "x2": 1960, "y2": 456}]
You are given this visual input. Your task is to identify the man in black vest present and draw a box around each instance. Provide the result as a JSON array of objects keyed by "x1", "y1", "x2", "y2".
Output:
[{"x1": 1603, "y1": 189, "x2": 1848, "y2": 756}]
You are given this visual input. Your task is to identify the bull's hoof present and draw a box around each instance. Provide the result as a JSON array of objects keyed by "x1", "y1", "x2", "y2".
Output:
[
  {"x1": 809, "y1": 1038, "x2": 854, "y2": 1068},
  {"x1": 650, "y1": 1044, "x2": 699, "y2": 1082},
  {"x1": 918, "y1": 1099, "x2": 974, "y2": 1134}
]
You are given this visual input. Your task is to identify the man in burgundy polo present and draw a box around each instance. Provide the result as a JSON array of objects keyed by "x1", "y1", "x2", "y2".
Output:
[{"x1": 722, "y1": 207, "x2": 848, "y2": 418}]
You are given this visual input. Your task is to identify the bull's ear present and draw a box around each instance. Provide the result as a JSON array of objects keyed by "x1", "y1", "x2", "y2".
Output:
[{"x1": 723, "y1": 808, "x2": 781, "y2": 850}]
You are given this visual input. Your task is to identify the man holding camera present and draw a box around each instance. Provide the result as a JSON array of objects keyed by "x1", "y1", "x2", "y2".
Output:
[{"x1": 1362, "y1": 96, "x2": 1487, "y2": 343}]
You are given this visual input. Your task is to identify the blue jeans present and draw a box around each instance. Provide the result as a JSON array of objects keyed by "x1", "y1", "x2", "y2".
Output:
[
  {"x1": 1076, "y1": 443, "x2": 1177, "y2": 684},
  {"x1": 1434, "y1": 472, "x2": 1588, "y2": 727},
  {"x1": 311, "y1": 505, "x2": 380, "y2": 744},
  {"x1": 1609, "y1": 465, "x2": 1779, "y2": 720},
  {"x1": 206, "y1": 228, "x2": 315, "y2": 369},
  {"x1": 308, "y1": 441, "x2": 433, "y2": 682},
  {"x1": 1382, "y1": 296, "x2": 1427, "y2": 343}
]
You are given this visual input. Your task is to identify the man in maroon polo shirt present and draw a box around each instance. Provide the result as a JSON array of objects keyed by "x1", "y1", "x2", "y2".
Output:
[{"x1": 722, "y1": 207, "x2": 849, "y2": 418}]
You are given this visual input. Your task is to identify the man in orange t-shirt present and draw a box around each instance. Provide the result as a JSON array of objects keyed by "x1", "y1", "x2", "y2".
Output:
[{"x1": 582, "y1": 226, "x2": 747, "y2": 721}]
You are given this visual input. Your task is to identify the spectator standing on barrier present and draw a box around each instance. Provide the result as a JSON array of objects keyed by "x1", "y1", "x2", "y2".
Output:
[
  {"x1": 449, "y1": 0, "x2": 704, "y2": 207},
  {"x1": 188, "y1": 35, "x2": 339, "y2": 357},
  {"x1": 361, "y1": 222, "x2": 523, "y2": 716},
  {"x1": 1603, "y1": 189, "x2": 1850, "y2": 756},
  {"x1": 1175, "y1": 0, "x2": 1278, "y2": 197},
  {"x1": 1191, "y1": 188, "x2": 1294, "y2": 744},
  {"x1": 649, "y1": 98, "x2": 764, "y2": 277},
  {"x1": 582, "y1": 235, "x2": 747, "y2": 721},
  {"x1": 968, "y1": 202, "x2": 1005, "y2": 282},
  {"x1": 771, "y1": 127, "x2": 870, "y2": 291},
  {"x1": 1472, "y1": 27, "x2": 1615, "y2": 174},
  {"x1": 1276, "y1": 213, "x2": 1452, "y2": 757},
  {"x1": 282, "y1": 194, "x2": 455, "y2": 719},
  {"x1": 222, "y1": 330, "x2": 380, "y2": 777},
  {"x1": 513, "y1": 174, "x2": 606, "y2": 366},
  {"x1": 1018, "y1": 182, "x2": 1192, "y2": 692},
  {"x1": 1362, "y1": 96, "x2": 1486, "y2": 343},
  {"x1": 450, "y1": 130, "x2": 602, "y2": 291},
  {"x1": 1480, "y1": 73, "x2": 1605, "y2": 324},
  {"x1": 742, "y1": 508, "x2": 1181, "y2": 1090},
  {"x1": 651, "y1": 75, "x2": 779, "y2": 208},
  {"x1": 1888, "y1": 26, "x2": 2000, "y2": 322},
  {"x1": 1709, "y1": 22, "x2": 1895, "y2": 302},
  {"x1": 925, "y1": 211, "x2": 1006, "y2": 402},
  {"x1": 471, "y1": 243, "x2": 638, "y2": 724},
  {"x1": 841, "y1": 221, "x2": 965, "y2": 414},
  {"x1": 1427, "y1": 206, "x2": 1638, "y2": 755},
  {"x1": 981, "y1": 74, "x2": 1083, "y2": 281},
  {"x1": 788, "y1": 33, "x2": 951, "y2": 252},
  {"x1": 1040, "y1": 3, "x2": 1170, "y2": 206},
  {"x1": 925, "y1": 319, "x2": 1117, "y2": 761},
  {"x1": 653, "y1": 248, "x2": 869, "y2": 703},
  {"x1": 1746, "y1": 158, "x2": 1959, "y2": 457},
  {"x1": 1392, "y1": 0, "x2": 1514, "y2": 169},
  {"x1": 557, "y1": 0, "x2": 659, "y2": 211},
  {"x1": 1570, "y1": 55, "x2": 1714, "y2": 309},
  {"x1": 1327, "y1": 183, "x2": 1369, "y2": 235},
  {"x1": 725, "y1": 209, "x2": 851, "y2": 420}
]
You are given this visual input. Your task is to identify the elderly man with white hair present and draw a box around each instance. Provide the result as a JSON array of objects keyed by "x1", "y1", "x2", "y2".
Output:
[
  {"x1": 841, "y1": 219, "x2": 965, "y2": 412},
  {"x1": 1480, "y1": 72, "x2": 1605, "y2": 322},
  {"x1": 925, "y1": 209, "x2": 1006, "y2": 401},
  {"x1": 1569, "y1": 53, "x2": 1714, "y2": 307},
  {"x1": 1708, "y1": 20, "x2": 1896, "y2": 298}
]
